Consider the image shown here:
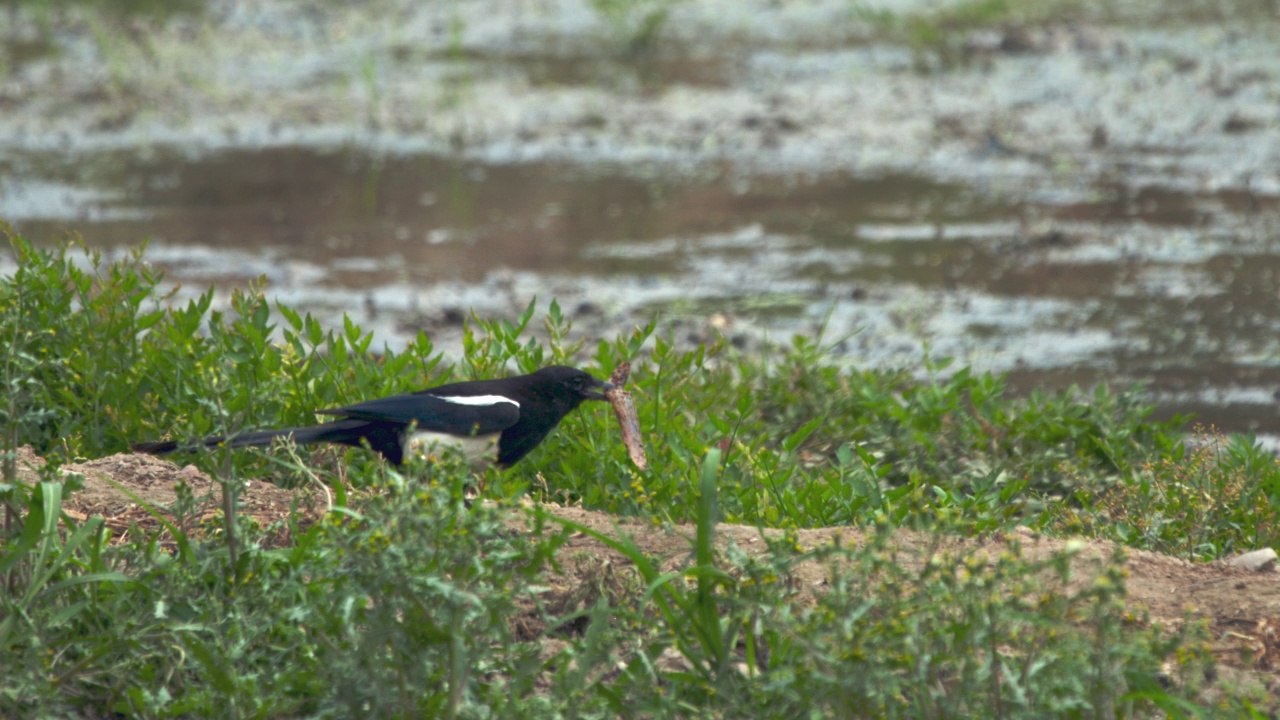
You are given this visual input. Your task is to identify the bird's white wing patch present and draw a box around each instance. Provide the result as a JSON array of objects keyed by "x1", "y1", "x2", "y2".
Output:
[
  {"x1": 406, "y1": 431, "x2": 499, "y2": 465},
  {"x1": 436, "y1": 394, "x2": 520, "y2": 408}
]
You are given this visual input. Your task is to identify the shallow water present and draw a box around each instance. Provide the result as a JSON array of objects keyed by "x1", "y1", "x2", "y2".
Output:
[
  {"x1": 3, "y1": 0, "x2": 1280, "y2": 440},
  {"x1": 7, "y1": 142, "x2": 1280, "y2": 439}
]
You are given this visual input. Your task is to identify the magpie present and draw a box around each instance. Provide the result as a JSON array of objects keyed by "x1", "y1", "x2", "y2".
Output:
[{"x1": 132, "y1": 365, "x2": 614, "y2": 467}]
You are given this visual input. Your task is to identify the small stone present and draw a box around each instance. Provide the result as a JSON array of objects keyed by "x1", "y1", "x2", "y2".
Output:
[
  {"x1": 656, "y1": 647, "x2": 693, "y2": 674},
  {"x1": 1226, "y1": 548, "x2": 1277, "y2": 572}
]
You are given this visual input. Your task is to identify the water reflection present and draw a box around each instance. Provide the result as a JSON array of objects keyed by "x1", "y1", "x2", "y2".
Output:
[{"x1": 4, "y1": 144, "x2": 1279, "y2": 436}]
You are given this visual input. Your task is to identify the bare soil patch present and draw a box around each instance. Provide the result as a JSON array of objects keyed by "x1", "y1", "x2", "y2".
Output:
[
  {"x1": 11, "y1": 445, "x2": 1280, "y2": 689},
  {"x1": 11, "y1": 445, "x2": 324, "y2": 548}
]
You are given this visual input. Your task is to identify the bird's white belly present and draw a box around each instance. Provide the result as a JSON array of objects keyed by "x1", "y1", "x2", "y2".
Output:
[{"x1": 405, "y1": 430, "x2": 498, "y2": 465}]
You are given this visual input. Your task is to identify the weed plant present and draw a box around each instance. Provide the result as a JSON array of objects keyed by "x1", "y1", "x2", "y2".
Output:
[
  {"x1": 589, "y1": 0, "x2": 684, "y2": 55},
  {"x1": 3, "y1": 235, "x2": 1279, "y2": 716}
]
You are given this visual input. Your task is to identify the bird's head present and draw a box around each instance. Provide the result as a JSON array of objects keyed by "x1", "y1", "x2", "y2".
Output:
[{"x1": 532, "y1": 365, "x2": 614, "y2": 402}]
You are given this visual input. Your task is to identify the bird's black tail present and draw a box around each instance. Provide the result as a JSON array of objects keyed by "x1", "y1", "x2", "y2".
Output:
[
  {"x1": 131, "y1": 419, "x2": 407, "y2": 465},
  {"x1": 133, "y1": 423, "x2": 356, "y2": 456}
]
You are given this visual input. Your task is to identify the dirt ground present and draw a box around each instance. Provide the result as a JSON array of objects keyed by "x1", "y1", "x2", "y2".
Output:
[{"x1": 11, "y1": 444, "x2": 1280, "y2": 696}]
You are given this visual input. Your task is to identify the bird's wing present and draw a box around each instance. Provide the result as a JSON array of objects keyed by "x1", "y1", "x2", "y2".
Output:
[{"x1": 318, "y1": 392, "x2": 521, "y2": 436}]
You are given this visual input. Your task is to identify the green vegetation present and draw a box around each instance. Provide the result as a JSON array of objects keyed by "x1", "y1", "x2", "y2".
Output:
[
  {"x1": 589, "y1": 0, "x2": 685, "y2": 55},
  {"x1": 0, "y1": 0, "x2": 205, "y2": 16},
  {"x1": 3, "y1": 234, "x2": 1279, "y2": 716},
  {"x1": 854, "y1": 0, "x2": 1280, "y2": 71}
]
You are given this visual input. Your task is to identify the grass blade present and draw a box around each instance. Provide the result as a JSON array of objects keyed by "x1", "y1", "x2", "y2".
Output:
[
  {"x1": 184, "y1": 635, "x2": 238, "y2": 696},
  {"x1": 100, "y1": 475, "x2": 194, "y2": 562},
  {"x1": 695, "y1": 449, "x2": 724, "y2": 669}
]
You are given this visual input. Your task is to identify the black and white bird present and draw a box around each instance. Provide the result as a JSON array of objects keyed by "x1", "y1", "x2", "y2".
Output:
[{"x1": 132, "y1": 365, "x2": 613, "y2": 468}]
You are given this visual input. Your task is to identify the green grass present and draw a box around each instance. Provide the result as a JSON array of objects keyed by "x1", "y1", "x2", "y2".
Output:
[{"x1": 3, "y1": 234, "x2": 1280, "y2": 716}]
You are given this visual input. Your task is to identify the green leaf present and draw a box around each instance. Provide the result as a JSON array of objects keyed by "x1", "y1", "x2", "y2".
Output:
[
  {"x1": 137, "y1": 309, "x2": 166, "y2": 331},
  {"x1": 782, "y1": 416, "x2": 824, "y2": 453},
  {"x1": 184, "y1": 635, "x2": 237, "y2": 695},
  {"x1": 515, "y1": 297, "x2": 537, "y2": 333},
  {"x1": 44, "y1": 571, "x2": 131, "y2": 595},
  {"x1": 277, "y1": 302, "x2": 303, "y2": 331}
]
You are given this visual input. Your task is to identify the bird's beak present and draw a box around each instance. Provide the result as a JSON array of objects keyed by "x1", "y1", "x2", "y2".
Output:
[{"x1": 586, "y1": 378, "x2": 615, "y2": 401}]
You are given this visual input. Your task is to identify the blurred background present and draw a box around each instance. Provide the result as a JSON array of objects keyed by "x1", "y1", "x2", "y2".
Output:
[{"x1": 1, "y1": 0, "x2": 1279, "y2": 441}]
